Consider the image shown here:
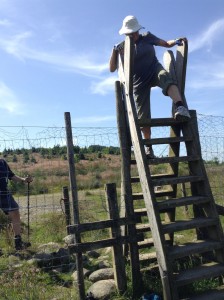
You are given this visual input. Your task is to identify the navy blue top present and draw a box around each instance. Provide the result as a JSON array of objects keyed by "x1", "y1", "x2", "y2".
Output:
[
  {"x1": 133, "y1": 32, "x2": 160, "y2": 91},
  {"x1": 0, "y1": 159, "x2": 15, "y2": 192},
  {"x1": 118, "y1": 32, "x2": 160, "y2": 92}
]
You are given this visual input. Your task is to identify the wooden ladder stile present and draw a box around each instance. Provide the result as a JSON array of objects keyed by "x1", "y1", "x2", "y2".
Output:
[{"x1": 117, "y1": 36, "x2": 224, "y2": 300}]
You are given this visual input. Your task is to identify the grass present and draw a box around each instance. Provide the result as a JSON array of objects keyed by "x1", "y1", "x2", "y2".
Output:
[{"x1": 0, "y1": 154, "x2": 224, "y2": 299}]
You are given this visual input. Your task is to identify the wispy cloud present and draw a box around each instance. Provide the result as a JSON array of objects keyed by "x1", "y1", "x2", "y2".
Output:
[
  {"x1": 91, "y1": 76, "x2": 118, "y2": 95},
  {"x1": 0, "y1": 81, "x2": 23, "y2": 114},
  {"x1": 188, "y1": 60, "x2": 224, "y2": 89},
  {"x1": 189, "y1": 18, "x2": 224, "y2": 53},
  {"x1": 0, "y1": 18, "x2": 12, "y2": 27},
  {"x1": 0, "y1": 31, "x2": 109, "y2": 76}
]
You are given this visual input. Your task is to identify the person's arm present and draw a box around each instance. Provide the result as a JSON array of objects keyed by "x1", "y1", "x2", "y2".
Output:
[
  {"x1": 109, "y1": 47, "x2": 118, "y2": 72},
  {"x1": 11, "y1": 174, "x2": 33, "y2": 184},
  {"x1": 157, "y1": 37, "x2": 187, "y2": 48}
]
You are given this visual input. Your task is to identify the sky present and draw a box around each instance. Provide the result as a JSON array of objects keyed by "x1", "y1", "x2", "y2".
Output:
[{"x1": 0, "y1": 0, "x2": 224, "y2": 129}]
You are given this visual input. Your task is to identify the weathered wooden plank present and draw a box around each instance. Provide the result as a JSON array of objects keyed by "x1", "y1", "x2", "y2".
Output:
[
  {"x1": 64, "y1": 112, "x2": 85, "y2": 299},
  {"x1": 115, "y1": 79, "x2": 142, "y2": 294},
  {"x1": 69, "y1": 235, "x2": 141, "y2": 253},
  {"x1": 157, "y1": 195, "x2": 209, "y2": 210},
  {"x1": 144, "y1": 136, "x2": 192, "y2": 145},
  {"x1": 175, "y1": 262, "x2": 224, "y2": 287},
  {"x1": 131, "y1": 155, "x2": 200, "y2": 166},
  {"x1": 185, "y1": 287, "x2": 224, "y2": 300},
  {"x1": 176, "y1": 41, "x2": 188, "y2": 100},
  {"x1": 162, "y1": 217, "x2": 218, "y2": 234},
  {"x1": 168, "y1": 240, "x2": 224, "y2": 261},
  {"x1": 152, "y1": 175, "x2": 204, "y2": 186},
  {"x1": 138, "y1": 117, "x2": 185, "y2": 127},
  {"x1": 105, "y1": 183, "x2": 127, "y2": 293},
  {"x1": 68, "y1": 217, "x2": 135, "y2": 234}
]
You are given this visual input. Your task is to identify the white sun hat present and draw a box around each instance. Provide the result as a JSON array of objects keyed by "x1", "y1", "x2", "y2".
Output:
[{"x1": 119, "y1": 15, "x2": 144, "y2": 35}]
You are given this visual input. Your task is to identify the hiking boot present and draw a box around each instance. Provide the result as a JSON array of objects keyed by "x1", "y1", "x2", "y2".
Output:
[
  {"x1": 174, "y1": 106, "x2": 191, "y2": 121},
  {"x1": 14, "y1": 235, "x2": 31, "y2": 251},
  {"x1": 145, "y1": 146, "x2": 156, "y2": 159}
]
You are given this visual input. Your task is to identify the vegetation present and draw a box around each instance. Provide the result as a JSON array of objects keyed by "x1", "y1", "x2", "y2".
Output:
[{"x1": 0, "y1": 145, "x2": 224, "y2": 299}]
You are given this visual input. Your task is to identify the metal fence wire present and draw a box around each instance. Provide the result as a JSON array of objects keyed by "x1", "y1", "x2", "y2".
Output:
[{"x1": 0, "y1": 113, "x2": 223, "y2": 299}]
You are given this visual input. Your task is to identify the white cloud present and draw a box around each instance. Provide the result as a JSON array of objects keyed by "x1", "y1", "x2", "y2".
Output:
[
  {"x1": 0, "y1": 30, "x2": 108, "y2": 76},
  {"x1": 0, "y1": 18, "x2": 12, "y2": 27},
  {"x1": 188, "y1": 61, "x2": 224, "y2": 90},
  {"x1": 0, "y1": 82, "x2": 23, "y2": 114},
  {"x1": 90, "y1": 76, "x2": 118, "y2": 95},
  {"x1": 189, "y1": 18, "x2": 224, "y2": 53}
]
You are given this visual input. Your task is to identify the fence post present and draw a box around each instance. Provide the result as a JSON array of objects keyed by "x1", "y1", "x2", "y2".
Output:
[
  {"x1": 115, "y1": 80, "x2": 142, "y2": 297},
  {"x1": 64, "y1": 112, "x2": 85, "y2": 300},
  {"x1": 62, "y1": 186, "x2": 71, "y2": 232},
  {"x1": 105, "y1": 183, "x2": 127, "y2": 294}
]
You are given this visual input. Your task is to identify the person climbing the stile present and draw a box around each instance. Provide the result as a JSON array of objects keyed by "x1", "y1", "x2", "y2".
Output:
[{"x1": 109, "y1": 15, "x2": 190, "y2": 158}]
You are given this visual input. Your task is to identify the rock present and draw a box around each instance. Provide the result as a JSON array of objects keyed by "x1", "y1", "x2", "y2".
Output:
[
  {"x1": 37, "y1": 242, "x2": 61, "y2": 253},
  {"x1": 87, "y1": 279, "x2": 116, "y2": 300},
  {"x1": 98, "y1": 260, "x2": 110, "y2": 269},
  {"x1": 87, "y1": 250, "x2": 100, "y2": 258},
  {"x1": 72, "y1": 268, "x2": 91, "y2": 281},
  {"x1": 89, "y1": 268, "x2": 114, "y2": 282},
  {"x1": 63, "y1": 234, "x2": 75, "y2": 245}
]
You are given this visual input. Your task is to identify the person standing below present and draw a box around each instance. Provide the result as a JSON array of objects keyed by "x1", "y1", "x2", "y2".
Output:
[
  {"x1": 0, "y1": 158, "x2": 33, "y2": 251},
  {"x1": 109, "y1": 15, "x2": 190, "y2": 158}
]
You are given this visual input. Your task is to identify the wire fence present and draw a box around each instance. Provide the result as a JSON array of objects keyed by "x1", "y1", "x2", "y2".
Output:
[{"x1": 0, "y1": 113, "x2": 224, "y2": 299}]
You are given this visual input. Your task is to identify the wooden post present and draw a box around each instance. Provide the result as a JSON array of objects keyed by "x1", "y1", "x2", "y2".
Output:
[
  {"x1": 115, "y1": 80, "x2": 142, "y2": 296},
  {"x1": 62, "y1": 186, "x2": 71, "y2": 232},
  {"x1": 64, "y1": 112, "x2": 85, "y2": 300},
  {"x1": 105, "y1": 183, "x2": 127, "y2": 293},
  {"x1": 122, "y1": 36, "x2": 172, "y2": 300}
]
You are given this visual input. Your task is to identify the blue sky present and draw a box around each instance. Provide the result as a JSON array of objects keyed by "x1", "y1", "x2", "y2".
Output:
[{"x1": 0, "y1": 0, "x2": 224, "y2": 129}]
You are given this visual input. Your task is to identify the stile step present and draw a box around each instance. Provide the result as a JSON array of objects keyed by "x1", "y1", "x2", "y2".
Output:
[
  {"x1": 131, "y1": 173, "x2": 174, "y2": 183},
  {"x1": 175, "y1": 262, "x2": 224, "y2": 287},
  {"x1": 168, "y1": 240, "x2": 224, "y2": 261},
  {"x1": 152, "y1": 175, "x2": 204, "y2": 186},
  {"x1": 136, "y1": 223, "x2": 151, "y2": 233},
  {"x1": 138, "y1": 238, "x2": 154, "y2": 249},
  {"x1": 163, "y1": 217, "x2": 218, "y2": 234},
  {"x1": 134, "y1": 208, "x2": 147, "y2": 217},
  {"x1": 132, "y1": 190, "x2": 174, "y2": 200},
  {"x1": 181, "y1": 286, "x2": 224, "y2": 299},
  {"x1": 138, "y1": 117, "x2": 186, "y2": 127},
  {"x1": 139, "y1": 251, "x2": 157, "y2": 262},
  {"x1": 131, "y1": 155, "x2": 200, "y2": 165},
  {"x1": 157, "y1": 196, "x2": 210, "y2": 210},
  {"x1": 144, "y1": 136, "x2": 193, "y2": 145}
]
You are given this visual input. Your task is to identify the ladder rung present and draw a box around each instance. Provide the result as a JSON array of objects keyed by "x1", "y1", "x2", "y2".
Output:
[
  {"x1": 132, "y1": 192, "x2": 144, "y2": 200},
  {"x1": 138, "y1": 238, "x2": 154, "y2": 249},
  {"x1": 136, "y1": 223, "x2": 151, "y2": 233},
  {"x1": 163, "y1": 217, "x2": 218, "y2": 234},
  {"x1": 144, "y1": 136, "x2": 192, "y2": 145},
  {"x1": 138, "y1": 117, "x2": 186, "y2": 127},
  {"x1": 168, "y1": 240, "x2": 224, "y2": 261},
  {"x1": 134, "y1": 208, "x2": 147, "y2": 216},
  {"x1": 131, "y1": 155, "x2": 200, "y2": 165},
  {"x1": 131, "y1": 173, "x2": 174, "y2": 183},
  {"x1": 183, "y1": 287, "x2": 224, "y2": 300},
  {"x1": 132, "y1": 190, "x2": 174, "y2": 199},
  {"x1": 157, "y1": 196, "x2": 210, "y2": 210},
  {"x1": 147, "y1": 155, "x2": 200, "y2": 165},
  {"x1": 152, "y1": 175, "x2": 204, "y2": 186},
  {"x1": 175, "y1": 262, "x2": 224, "y2": 287},
  {"x1": 139, "y1": 252, "x2": 157, "y2": 262}
]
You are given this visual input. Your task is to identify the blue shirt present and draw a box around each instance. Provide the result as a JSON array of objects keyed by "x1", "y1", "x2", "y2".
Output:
[
  {"x1": 133, "y1": 32, "x2": 160, "y2": 91},
  {"x1": 0, "y1": 159, "x2": 15, "y2": 192}
]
